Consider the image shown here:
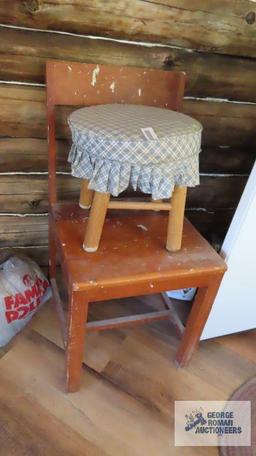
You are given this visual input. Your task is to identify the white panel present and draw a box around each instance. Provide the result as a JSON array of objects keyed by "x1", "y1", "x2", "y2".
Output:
[{"x1": 201, "y1": 161, "x2": 256, "y2": 340}]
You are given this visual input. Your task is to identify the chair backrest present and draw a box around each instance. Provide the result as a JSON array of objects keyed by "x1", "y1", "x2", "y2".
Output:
[{"x1": 46, "y1": 60, "x2": 186, "y2": 204}]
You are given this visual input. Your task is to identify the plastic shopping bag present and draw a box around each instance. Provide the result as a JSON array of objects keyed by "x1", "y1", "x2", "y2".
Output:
[{"x1": 0, "y1": 253, "x2": 52, "y2": 347}]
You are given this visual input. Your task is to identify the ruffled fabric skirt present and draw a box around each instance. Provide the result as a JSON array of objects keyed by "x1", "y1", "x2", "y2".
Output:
[{"x1": 68, "y1": 143, "x2": 200, "y2": 200}]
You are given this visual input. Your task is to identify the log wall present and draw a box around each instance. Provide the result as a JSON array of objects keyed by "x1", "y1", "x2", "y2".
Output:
[{"x1": 0, "y1": 1, "x2": 255, "y2": 264}]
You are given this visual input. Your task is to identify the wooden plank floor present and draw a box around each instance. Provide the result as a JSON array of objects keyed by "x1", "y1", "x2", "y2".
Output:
[{"x1": 0, "y1": 294, "x2": 255, "y2": 455}]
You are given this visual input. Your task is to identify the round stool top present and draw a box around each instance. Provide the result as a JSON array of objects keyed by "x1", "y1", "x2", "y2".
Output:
[{"x1": 68, "y1": 104, "x2": 202, "y2": 199}]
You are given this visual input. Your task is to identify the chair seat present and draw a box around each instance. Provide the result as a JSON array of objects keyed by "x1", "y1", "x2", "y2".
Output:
[
  {"x1": 68, "y1": 104, "x2": 202, "y2": 199},
  {"x1": 51, "y1": 202, "x2": 226, "y2": 300}
]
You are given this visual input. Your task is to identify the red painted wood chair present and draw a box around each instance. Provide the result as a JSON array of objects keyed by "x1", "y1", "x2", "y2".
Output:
[{"x1": 46, "y1": 60, "x2": 226, "y2": 392}]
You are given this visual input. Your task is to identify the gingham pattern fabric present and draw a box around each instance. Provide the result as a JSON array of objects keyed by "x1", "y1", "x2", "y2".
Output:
[{"x1": 68, "y1": 104, "x2": 202, "y2": 199}]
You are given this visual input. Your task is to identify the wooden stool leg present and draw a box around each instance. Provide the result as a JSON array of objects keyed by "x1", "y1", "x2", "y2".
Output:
[
  {"x1": 175, "y1": 275, "x2": 224, "y2": 367},
  {"x1": 79, "y1": 179, "x2": 94, "y2": 209},
  {"x1": 83, "y1": 191, "x2": 110, "y2": 252},
  {"x1": 66, "y1": 292, "x2": 88, "y2": 392},
  {"x1": 166, "y1": 186, "x2": 187, "y2": 252}
]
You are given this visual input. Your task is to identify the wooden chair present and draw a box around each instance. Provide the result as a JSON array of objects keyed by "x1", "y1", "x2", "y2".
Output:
[{"x1": 46, "y1": 60, "x2": 227, "y2": 392}]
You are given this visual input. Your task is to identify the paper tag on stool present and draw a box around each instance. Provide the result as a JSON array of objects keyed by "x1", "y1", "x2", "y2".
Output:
[{"x1": 141, "y1": 127, "x2": 158, "y2": 140}]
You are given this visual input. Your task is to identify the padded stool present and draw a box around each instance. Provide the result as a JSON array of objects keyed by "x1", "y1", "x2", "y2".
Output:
[{"x1": 68, "y1": 104, "x2": 202, "y2": 252}]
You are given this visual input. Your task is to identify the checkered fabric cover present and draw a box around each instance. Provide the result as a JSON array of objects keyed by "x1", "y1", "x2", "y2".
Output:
[{"x1": 68, "y1": 104, "x2": 202, "y2": 199}]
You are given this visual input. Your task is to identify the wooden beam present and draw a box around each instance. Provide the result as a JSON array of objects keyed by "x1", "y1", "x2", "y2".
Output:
[
  {"x1": 0, "y1": 139, "x2": 254, "y2": 174},
  {"x1": 0, "y1": 26, "x2": 256, "y2": 101},
  {"x1": 0, "y1": 175, "x2": 247, "y2": 214},
  {"x1": 0, "y1": 215, "x2": 48, "y2": 246},
  {"x1": 184, "y1": 99, "x2": 256, "y2": 148},
  {"x1": 0, "y1": 1, "x2": 255, "y2": 57},
  {"x1": 0, "y1": 84, "x2": 255, "y2": 147},
  {"x1": 199, "y1": 145, "x2": 255, "y2": 174},
  {"x1": 0, "y1": 208, "x2": 235, "y2": 252},
  {"x1": 0, "y1": 138, "x2": 69, "y2": 173},
  {"x1": 0, "y1": 246, "x2": 49, "y2": 266},
  {"x1": 0, "y1": 175, "x2": 79, "y2": 214},
  {"x1": 185, "y1": 208, "x2": 235, "y2": 239}
]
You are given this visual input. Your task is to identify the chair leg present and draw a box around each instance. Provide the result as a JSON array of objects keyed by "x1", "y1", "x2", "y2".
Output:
[
  {"x1": 83, "y1": 191, "x2": 110, "y2": 252},
  {"x1": 49, "y1": 219, "x2": 56, "y2": 280},
  {"x1": 66, "y1": 291, "x2": 88, "y2": 392},
  {"x1": 166, "y1": 186, "x2": 187, "y2": 252},
  {"x1": 79, "y1": 179, "x2": 94, "y2": 209},
  {"x1": 175, "y1": 275, "x2": 224, "y2": 367}
]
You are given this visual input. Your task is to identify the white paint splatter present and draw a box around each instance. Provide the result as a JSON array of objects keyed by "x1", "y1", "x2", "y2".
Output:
[
  {"x1": 110, "y1": 81, "x2": 116, "y2": 93},
  {"x1": 0, "y1": 213, "x2": 48, "y2": 217},
  {"x1": 184, "y1": 95, "x2": 256, "y2": 105},
  {"x1": 200, "y1": 172, "x2": 247, "y2": 177},
  {"x1": 91, "y1": 65, "x2": 100, "y2": 87},
  {"x1": 137, "y1": 224, "x2": 148, "y2": 231},
  {"x1": 185, "y1": 208, "x2": 208, "y2": 212},
  {"x1": 0, "y1": 24, "x2": 197, "y2": 53}
]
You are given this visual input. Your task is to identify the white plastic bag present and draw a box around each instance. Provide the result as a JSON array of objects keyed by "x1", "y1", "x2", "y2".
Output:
[{"x1": 0, "y1": 253, "x2": 52, "y2": 347}]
